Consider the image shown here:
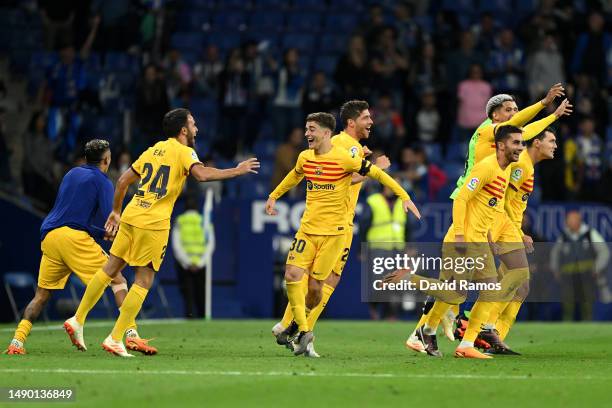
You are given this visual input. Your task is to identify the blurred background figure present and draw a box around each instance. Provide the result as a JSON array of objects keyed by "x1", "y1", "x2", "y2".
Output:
[
  {"x1": 172, "y1": 196, "x2": 209, "y2": 319},
  {"x1": 550, "y1": 210, "x2": 611, "y2": 321}
]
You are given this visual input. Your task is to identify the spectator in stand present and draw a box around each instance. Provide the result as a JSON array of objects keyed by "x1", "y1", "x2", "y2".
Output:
[
  {"x1": 575, "y1": 117, "x2": 604, "y2": 201},
  {"x1": 271, "y1": 48, "x2": 304, "y2": 143},
  {"x1": 361, "y1": 4, "x2": 386, "y2": 49},
  {"x1": 415, "y1": 89, "x2": 440, "y2": 143},
  {"x1": 369, "y1": 26, "x2": 409, "y2": 108},
  {"x1": 394, "y1": 1, "x2": 421, "y2": 51},
  {"x1": 571, "y1": 12, "x2": 611, "y2": 87},
  {"x1": 472, "y1": 12, "x2": 497, "y2": 54},
  {"x1": 527, "y1": 34, "x2": 566, "y2": 101},
  {"x1": 302, "y1": 71, "x2": 338, "y2": 116},
  {"x1": 334, "y1": 35, "x2": 370, "y2": 100},
  {"x1": 38, "y1": 0, "x2": 77, "y2": 50},
  {"x1": 271, "y1": 127, "x2": 304, "y2": 198},
  {"x1": 163, "y1": 49, "x2": 193, "y2": 104},
  {"x1": 217, "y1": 49, "x2": 251, "y2": 159},
  {"x1": 372, "y1": 93, "x2": 405, "y2": 155},
  {"x1": 488, "y1": 28, "x2": 525, "y2": 95},
  {"x1": 445, "y1": 31, "x2": 487, "y2": 92},
  {"x1": 135, "y1": 64, "x2": 170, "y2": 147},
  {"x1": 456, "y1": 64, "x2": 492, "y2": 141},
  {"x1": 410, "y1": 41, "x2": 446, "y2": 96},
  {"x1": 21, "y1": 111, "x2": 61, "y2": 210},
  {"x1": 193, "y1": 45, "x2": 224, "y2": 97}
]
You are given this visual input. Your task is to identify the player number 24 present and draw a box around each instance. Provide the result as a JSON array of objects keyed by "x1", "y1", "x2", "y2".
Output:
[{"x1": 136, "y1": 163, "x2": 170, "y2": 199}]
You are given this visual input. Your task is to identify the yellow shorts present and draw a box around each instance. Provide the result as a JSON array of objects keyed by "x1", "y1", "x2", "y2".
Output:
[
  {"x1": 38, "y1": 227, "x2": 107, "y2": 290},
  {"x1": 441, "y1": 224, "x2": 496, "y2": 281},
  {"x1": 490, "y1": 212, "x2": 524, "y2": 254},
  {"x1": 286, "y1": 230, "x2": 346, "y2": 281},
  {"x1": 332, "y1": 227, "x2": 354, "y2": 276},
  {"x1": 110, "y1": 222, "x2": 169, "y2": 271}
]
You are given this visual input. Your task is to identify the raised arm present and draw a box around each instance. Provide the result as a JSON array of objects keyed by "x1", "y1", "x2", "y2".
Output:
[
  {"x1": 522, "y1": 99, "x2": 572, "y2": 142},
  {"x1": 190, "y1": 158, "x2": 260, "y2": 182},
  {"x1": 499, "y1": 83, "x2": 565, "y2": 129}
]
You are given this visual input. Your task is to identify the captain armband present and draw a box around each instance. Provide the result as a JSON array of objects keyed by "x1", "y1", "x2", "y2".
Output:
[{"x1": 358, "y1": 159, "x2": 372, "y2": 176}]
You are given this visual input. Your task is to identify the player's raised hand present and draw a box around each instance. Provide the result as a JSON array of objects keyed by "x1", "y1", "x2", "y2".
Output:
[
  {"x1": 362, "y1": 146, "x2": 372, "y2": 156},
  {"x1": 522, "y1": 234, "x2": 534, "y2": 254},
  {"x1": 236, "y1": 158, "x2": 260, "y2": 175},
  {"x1": 105, "y1": 211, "x2": 121, "y2": 237},
  {"x1": 554, "y1": 98, "x2": 573, "y2": 118},
  {"x1": 265, "y1": 197, "x2": 277, "y2": 216},
  {"x1": 403, "y1": 199, "x2": 421, "y2": 220},
  {"x1": 375, "y1": 155, "x2": 391, "y2": 170},
  {"x1": 542, "y1": 83, "x2": 564, "y2": 106},
  {"x1": 383, "y1": 268, "x2": 411, "y2": 284}
]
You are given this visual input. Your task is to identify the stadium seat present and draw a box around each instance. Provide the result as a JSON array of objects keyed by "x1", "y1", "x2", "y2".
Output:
[
  {"x1": 423, "y1": 143, "x2": 443, "y2": 163},
  {"x1": 4, "y1": 272, "x2": 46, "y2": 323},
  {"x1": 441, "y1": 0, "x2": 473, "y2": 12},
  {"x1": 286, "y1": 12, "x2": 321, "y2": 32},
  {"x1": 324, "y1": 14, "x2": 358, "y2": 32},
  {"x1": 291, "y1": 0, "x2": 326, "y2": 11},
  {"x1": 248, "y1": 11, "x2": 284, "y2": 31},
  {"x1": 212, "y1": 11, "x2": 247, "y2": 30},
  {"x1": 441, "y1": 162, "x2": 466, "y2": 182},
  {"x1": 327, "y1": 0, "x2": 364, "y2": 11},
  {"x1": 29, "y1": 51, "x2": 58, "y2": 70},
  {"x1": 190, "y1": 97, "x2": 218, "y2": 137},
  {"x1": 282, "y1": 33, "x2": 315, "y2": 52},
  {"x1": 216, "y1": 0, "x2": 249, "y2": 9},
  {"x1": 445, "y1": 142, "x2": 468, "y2": 162},
  {"x1": 319, "y1": 34, "x2": 349, "y2": 54},
  {"x1": 253, "y1": 140, "x2": 277, "y2": 160},
  {"x1": 185, "y1": 0, "x2": 216, "y2": 9},
  {"x1": 170, "y1": 32, "x2": 205, "y2": 53},
  {"x1": 244, "y1": 31, "x2": 280, "y2": 52},
  {"x1": 180, "y1": 11, "x2": 211, "y2": 31},
  {"x1": 253, "y1": 0, "x2": 286, "y2": 9},
  {"x1": 312, "y1": 55, "x2": 338, "y2": 76},
  {"x1": 104, "y1": 52, "x2": 140, "y2": 74},
  {"x1": 206, "y1": 31, "x2": 242, "y2": 52}
]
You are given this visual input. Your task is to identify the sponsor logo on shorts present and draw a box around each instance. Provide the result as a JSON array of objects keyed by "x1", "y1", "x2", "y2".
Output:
[
  {"x1": 488, "y1": 197, "x2": 497, "y2": 207},
  {"x1": 522, "y1": 193, "x2": 530, "y2": 201},
  {"x1": 135, "y1": 199, "x2": 152, "y2": 209},
  {"x1": 511, "y1": 168, "x2": 523, "y2": 182},
  {"x1": 350, "y1": 146, "x2": 359, "y2": 158},
  {"x1": 307, "y1": 180, "x2": 335, "y2": 191},
  {"x1": 467, "y1": 177, "x2": 479, "y2": 191}
]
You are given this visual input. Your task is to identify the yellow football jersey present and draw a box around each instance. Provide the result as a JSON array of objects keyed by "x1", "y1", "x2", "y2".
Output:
[
  {"x1": 505, "y1": 150, "x2": 535, "y2": 231},
  {"x1": 452, "y1": 154, "x2": 512, "y2": 238},
  {"x1": 122, "y1": 138, "x2": 201, "y2": 230},
  {"x1": 269, "y1": 145, "x2": 409, "y2": 236},
  {"x1": 331, "y1": 131, "x2": 364, "y2": 226}
]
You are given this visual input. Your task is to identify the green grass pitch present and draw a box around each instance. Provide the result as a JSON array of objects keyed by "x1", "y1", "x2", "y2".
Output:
[{"x1": 1, "y1": 320, "x2": 611, "y2": 407}]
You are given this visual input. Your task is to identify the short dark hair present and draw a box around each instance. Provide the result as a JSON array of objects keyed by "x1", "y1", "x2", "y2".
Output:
[
  {"x1": 85, "y1": 139, "x2": 110, "y2": 165},
  {"x1": 339, "y1": 100, "x2": 369, "y2": 127},
  {"x1": 306, "y1": 112, "x2": 336, "y2": 131},
  {"x1": 162, "y1": 108, "x2": 191, "y2": 138},
  {"x1": 526, "y1": 126, "x2": 556, "y2": 147},
  {"x1": 494, "y1": 125, "x2": 522, "y2": 145}
]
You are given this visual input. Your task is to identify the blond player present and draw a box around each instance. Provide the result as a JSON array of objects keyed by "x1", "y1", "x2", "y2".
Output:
[{"x1": 63, "y1": 108, "x2": 259, "y2": 357}]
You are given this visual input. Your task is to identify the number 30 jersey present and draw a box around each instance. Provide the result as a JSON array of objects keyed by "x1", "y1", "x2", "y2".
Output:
[{"x1": 122, "y1": 138, "x2": 202, "y2": 230}]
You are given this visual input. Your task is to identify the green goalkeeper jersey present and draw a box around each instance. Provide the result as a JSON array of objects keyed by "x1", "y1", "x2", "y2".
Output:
[{"x1": 450, "y1": 118, "x2": 492, "y2": 200}]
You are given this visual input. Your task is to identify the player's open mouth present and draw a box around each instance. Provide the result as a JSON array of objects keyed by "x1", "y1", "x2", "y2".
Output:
[{"x1": 307, "y1": 136, "x2": 314, "y2": 145}]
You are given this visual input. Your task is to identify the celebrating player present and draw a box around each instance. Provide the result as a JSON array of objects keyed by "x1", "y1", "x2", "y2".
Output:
[
  {"x1": 266, "y1": 112, "x2": 420, "y2": 356},
  {"x1": 271, "y1": 100, "x2": 391, "y2": 357},
  {"x1": 5, "y1": 140, "x2": 152, "y2": 355},
  {"x1": 63, "y1": 109, "x2": 259, "y2": 357}
]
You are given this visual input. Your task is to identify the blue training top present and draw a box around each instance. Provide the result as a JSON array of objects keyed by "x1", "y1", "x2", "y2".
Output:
[{"x1": 40, "y1": 165, "x2": 114, "y2": 241}]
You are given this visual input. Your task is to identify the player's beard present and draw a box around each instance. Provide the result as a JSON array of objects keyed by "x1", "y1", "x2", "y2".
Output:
[{"x1": 187, "y1": 130, "x2": 196, "y2": 147}]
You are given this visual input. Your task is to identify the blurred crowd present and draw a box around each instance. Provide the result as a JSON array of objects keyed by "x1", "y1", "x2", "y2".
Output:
[{"x1": 0, "y1": 0, "x2": 611, "y2": 211}]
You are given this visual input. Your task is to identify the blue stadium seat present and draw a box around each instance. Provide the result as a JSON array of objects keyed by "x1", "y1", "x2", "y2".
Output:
[
  {"x1": 190, "y1": 98, "x2": 218, "y2": 137},
  {"x1": 423, "y1": 143, "x2": 443, "y2": 163},
  {"x1": 207, "y1": 31, "x2": 242, "y2": 52},
  {"x1": 212, "y1": 11, "x2": 247, "y2": 30},
  {"x1": 185, "y1": 0, "x2": 216, "y2": 9},
  {"x1": 29, "y1": 51, "x2": 58, "y2": 70},
  {"x1": 216, "y1": 0, "x2": 249, "y2": 9},
  {"x1": 286, "y1": 12, "x2": 321, "y2": 32},
  {"x1": 441, "y1": 162, "x2": 465, "y2": 182},
  {"x1": 180, "y1": 11, "x2": 211, "y2": 31},
  {"x1": 248, "y1": 11, "x2": 284, "y2": 31},
  {"x1": 282, "y1": 33, "x2": 315, "y2": 52},
  {"x1": 244, "y1": 31, "x2": 280, "y2": 52},
  {"x1": 319, "y1": 34, "x2": 349, "y2": 53},
  {"x1": 445, "y1": 142, "x2": 468, "y2": 162},
  {"x1": 324, "y1": 14, "x2": 358, "y2": 31},
  {"x1": 253, "y1": 0, "x2": 287, "y2": 9},
  {"x1": 104, "y1": 52, "x2": 140, "y2": 74},
  {"x1": 441, "y1": 0, "x2": 473, "y2": 11},
  {"x1": 291, "y1": 0, "x2": 326, "y2": 11},
  {"x1": 606, "y1": 126, "x2": 612, "y2": 143},
  {"x1": 413, "y1": 15, "x2": 434, "y2": 34},
  {"x1": 170, "y1": 32, "x2": 205, "y2": 53},
  {"x1": 328, "y1": 0, "x2": 364, "y2": 11},
  {"x1": 84, "y1": 52, "x2": 102, "y2": 71},
  {"x1": 478, "y1": 0, "x2": 511, "y2": 13},
  {"x1": 253, "y1": 140, "x2": 278, "y2": 160},
  {"x1": 516, "y1": 0, "x2": 538, "y2": 12},
  {"x1": 4, "y1": 272, "x2": 42, "y2": 323},
  {"x1": 312, "y1": 55, "x2": 338, "y2": 76}
]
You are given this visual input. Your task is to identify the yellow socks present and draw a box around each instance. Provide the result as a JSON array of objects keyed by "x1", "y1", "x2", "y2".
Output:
[
  {"x1": 280, "y1": 274, "x2": 308, "y2": 328},
  {"x1": 425, "y1": 300, "x2": 452, "y2": 330},
  {"x1": 13, "y1": 319, "x2": 32, "y2": 343},
  {"x1": 463, "y1": 301, "x2": 496, "y2": 343},
  {"x1": 286, "y1": 280, "x2": 308, "y2": 332},
  {"x1": 307, "y1": 284, "x2": 334, "y2": 330},
  {"x1": 75, "y1": 269, "x2": 112, "y2": 325},
  {"x1": 111, "y1": 284, "x2": 148, "y2": 341},
  {"x1": 497, "y1": 301, "x2": 522, "y2": 340}
]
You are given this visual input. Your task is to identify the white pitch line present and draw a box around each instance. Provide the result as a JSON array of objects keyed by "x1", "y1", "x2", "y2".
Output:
[
  {"x1": 0, "y1": 319, "x2": 187, "y2": 333},
  {"x1": 0, "y1": 368, "x2": 609, "y2": 381}
]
